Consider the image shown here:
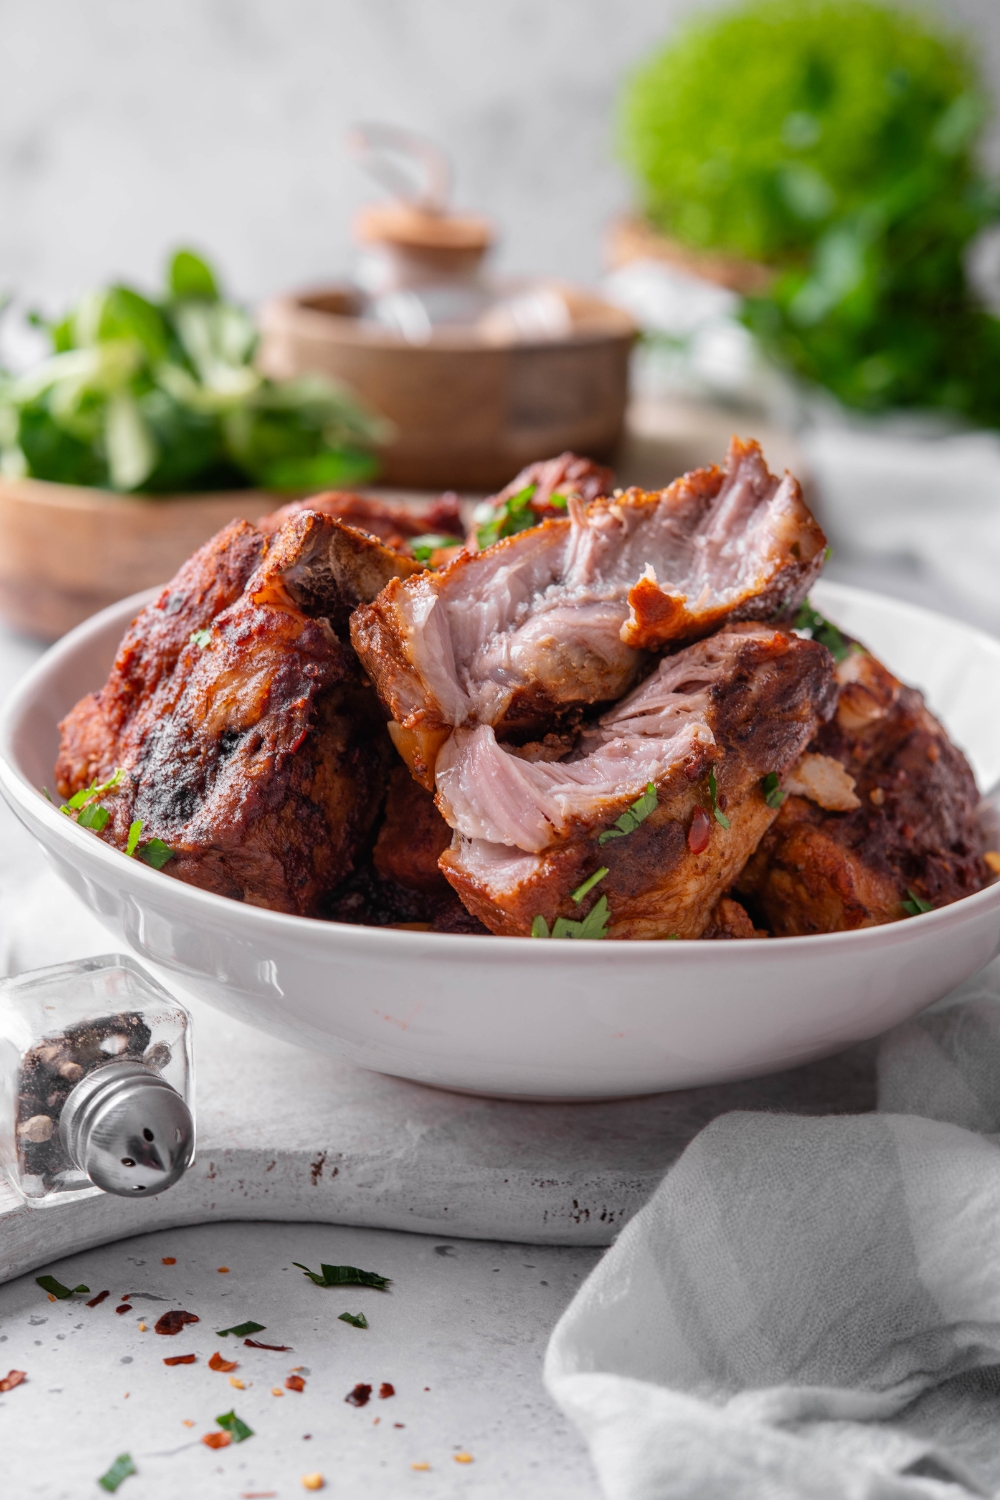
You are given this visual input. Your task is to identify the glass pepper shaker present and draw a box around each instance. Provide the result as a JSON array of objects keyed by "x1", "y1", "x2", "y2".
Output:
[{"x1": 0, "y1": 954, "x2": 194, "y2": 1205}]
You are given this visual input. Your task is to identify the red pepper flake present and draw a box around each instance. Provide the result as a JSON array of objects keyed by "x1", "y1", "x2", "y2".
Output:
[
  {"x1": 217, "y1": 1266, "x2": 230, "y2": 1274},
  {"x1": 208, "y1": 1351, "x2": 238, "y2": 1373},
  {"x1": 379, "y1": 1382, "x2": 395, "y2": 1399},
  {"x1": 394, "y1": 1423, "x2": 405, "y2": 1429},
  {"x1": 285, "y1": 1375, "x2": 305, "y2": 1392},
  {"x1": 201, "y1": 1431, "x2": 231, "y2": 1449},
  {"x1": 86, "y1": 1290, "x2": 110, "y2": 1308},
  {"x1": 115, "y1": 1304, "x2": 132, "y2": 1316},
  {"x1": 687, "y1": 806, "x2": 711, "y2": 854},
  {"x1": 163, "y1": 1354, "x2": 196, "y2": 1366},
  {"x1": 162, "y1": 1257, "x2": 177, "y2": 1265},
  {"x1": 345, "y1": 1383, "x2": 372, "y2": 1407},
  {"x1": 0, "y1": 1370, "x2": 26, "y2": 1392},
  {"x1": 155, "y1": 1309, "x2": 200, "y2": 1336},
  {"x1": 244, "y1": 1338, "x2": 292, "y2": 1352}
]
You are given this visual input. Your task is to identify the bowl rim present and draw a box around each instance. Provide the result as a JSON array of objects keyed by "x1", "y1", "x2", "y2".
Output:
[{"x1": 2, "y1": 580, "x2": 998, "y2": 964}]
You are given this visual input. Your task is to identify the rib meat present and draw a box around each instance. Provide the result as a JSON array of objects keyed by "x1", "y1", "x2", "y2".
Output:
[
  {"x1": 351, "y1": 438, "x2": 827, "y2": 771},
  {"x1": 55, "y1": 511, "x2": 418, "y2": 915},
  {"x1": 259, "y1": 489, "x2": 464, "y2": 554},
  {"x1": 738, "y1": 645, "x2": 988, "y2": 932},
  {"x1": 438, "y1": 624, "x2": 837, "y2": 938}
]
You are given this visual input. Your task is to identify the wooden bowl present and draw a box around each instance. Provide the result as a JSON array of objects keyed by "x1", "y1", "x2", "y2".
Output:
[
  {"x1": 0, "y1": 476, "x2": 279, "y2": 642},
  {"x1": 258, "y1": 283, "x2": 635, "y2": 491}
]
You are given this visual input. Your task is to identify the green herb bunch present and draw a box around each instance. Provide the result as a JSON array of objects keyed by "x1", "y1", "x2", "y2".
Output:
[
  {"x1": 620, "y1": 0, "x2": 1000, "y2": 422},
  {"x1": 0, "y1": 249, "x2": 386, "y2": 494}
]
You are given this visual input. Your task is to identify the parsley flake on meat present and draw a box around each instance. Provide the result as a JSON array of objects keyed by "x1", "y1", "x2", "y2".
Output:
[
  {"x1": 570, "y1": 867, "x2": 608, "y2": 904},
  {"x1": 708, "y1": 768, "x2": 730, "y2": 829},
  {"x1": 794, "y1": 601, "x2": 849, "y2": 662},
  {"x1": 599, "y1": 783, "x2": 658, "y2": 844},
  {"x1": 901, "y1": 887, "x2": 934, "y2": 916},
  {"x1": 761, "y1": 772, "x2": 786, "y2": 809},
  {"x1": 189, "y1": 628, "x2": 212, "y2": 648},
  {"x1": 138, "y1": 838, "x2": 174, "y2": 870},
  {"x1": 476, "y1": 483, "x2": 538, "y2": 550},
  {"x1": 532, "y1": 896, "x2": 611, "y2": 941}
]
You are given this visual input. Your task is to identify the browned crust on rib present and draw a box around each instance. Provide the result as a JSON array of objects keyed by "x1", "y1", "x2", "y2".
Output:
[{"x1": 373, "y1": 764, "x2": 452, "y2": 895}]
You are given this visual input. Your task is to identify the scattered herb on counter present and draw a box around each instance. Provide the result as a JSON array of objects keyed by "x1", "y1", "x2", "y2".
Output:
[
  {"x1": 762, "y1": 772, "x2": 786, "y2": 809},
  {"x1": 97, "y1": 1453, "x2": 136, "y2": 1493},
  {"x1": 125, "y1": 820, "x2": 142, "y2": 857},
  {"x1": 0, "y1": 1369, "x2": 26, "y2": 1392},
  {"x1": 338, "y1": 1312, "x2": 368, "y2": 1329},
  {"x1": 708, "y1": 768, "x2": 730, "y2": 829},
  {"x1": 293, "y1": 1263, "x2": 391, "y2": 1290},
  {"x1": 476, "y1": 483, "x2": 538, "y2": 550},
  {"x1": 244, "y1": 1336, "x2": 292, "y2": 1351},
  {"x1": 208, "y1": 1351, "x2": 238, "y2": 1372},
  {"x1": 599, "y1": 782, "x2": 658, "y2": 844},
  {"x1": 154, "y1": 1309, "x2": 199, "y2": 1335},
  {"x1": 532, "y1": 895, "x2": 611, "y2": 941},
  {"x1": 35, "y1": 1275, "x2": 89, "y2": 1299},
  {"x1": 570, "y1": 867, "x2": 608, "y2": 904},
  {"x1": 902, "y1": 887, "x2": 934, "y2": 916},
  {"x1": 138, "y1": 838, "x2": 174, "y2": 870},
  {"x1": 215, "y1": 1409, "x2": 254, "y2": 1443},
  {"x1": 794, "y1": 602, "x2": 849, "y2": 662},
  {"x1": 217, "y1": 1320, "x2": 266, "y2": 1338},
  {"x1": 345, "y1": 1383, "x2": 373, "y2": 1407}
]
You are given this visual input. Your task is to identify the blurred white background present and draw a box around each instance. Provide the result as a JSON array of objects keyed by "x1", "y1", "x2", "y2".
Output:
[{"x1": 4, "y1": 0, "x2": 1000, "y2": 314}]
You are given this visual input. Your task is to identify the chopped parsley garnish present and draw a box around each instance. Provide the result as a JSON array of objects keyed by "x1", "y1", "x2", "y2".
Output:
[
  {"x1": 794, "y1": 600, "x2": 849, "y2": 662},
  {"x1": 548, "y1": 492, "x2": 568, "y2": 509},
  {"x1": 901, "y1": 887, "x2": 933, "y2": 916},
  {"x1": 707, "y1": 769, "x2": 730, "y2": 829},
  {"x1": 126, "y1": 819, "x2": 142, "y2": 857},
  {"x1": 215, "y1": 1409, "x2": 253, "y2": 1443},
  {"x1": 189, "y1": 628, "x2": 212, "y2": 648},
  {"x1": 97, "y1": 1453, "x2": 136, "y2": 1492},
  {"x1": 531, "y1": 895, "x2": 610, "y2": 941},
  {"x1": 667, "y1": 933, "x2": 680, "y2": 940},
  {"x1": 138, "y1": 838, "x2": 174, "y2": 870},
  {"x1": 339, "y1": 1311, "x2": 368, "y2": 1329},
  {"x1": 570, "y1": 867, "x2": 608, "y2": 904},
  {"x1": 216, "y1": 1320, "x2": 266, "y2": 1338},
  {"x1": 409, "y1": 534, "x2": 459, "y2": 565},
  {"x1": 762, "y1": 772, "x2": 786, "y2": 810},
  {"x1": 77, "y1": 802, "x2": 110, "y2": 831},
  {"x1": 36, "y1": 1275, "x2": 89, "y2": 1299},
  {"x1": 293, "y1": 1262, "x2": 391, "y2": 1290},
  {"x1": 476, "y1": 482, "x2": 538, "y2": 550},
  {"x1": 599, "y1": 783, "x2": 658, "y2": 844}
]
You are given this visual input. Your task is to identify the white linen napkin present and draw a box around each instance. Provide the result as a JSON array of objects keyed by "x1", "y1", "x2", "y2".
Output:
[{"x1": 545, "y1": 958, "x2": 1000, "y2": 1499}]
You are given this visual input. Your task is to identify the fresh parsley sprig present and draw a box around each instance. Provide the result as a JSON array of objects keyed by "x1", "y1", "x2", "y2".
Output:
[
  {"x1": 97, "y1": 1453, "x2": 136, "y2": 1493},
  {"x1": 339, "y1": 1311, "x2": 368, "y2": 1329},
  {"x1": 476, "y1": 483, "x2": 538, "y2": 550},
  {"x1": 59, "y1": 768, "x2": 122, "y2": 819},
  {"x1": 599, "y1": 783, "x2": 658, "y2": 844},
  {"x1": 707, "y1": 768, "x2": 730, "y2": 829},
  {"x1": 901, "y1": 887, "x2": 933, "y2": 917},
  {"x1": 571, "y1": 867, "x2": 608, "y2": 904},
  {"x1": 409, "y1": 534, "x2": 460, "y2": 566},
  {"x1": 532, "y1": 895, "x2": 610, "y2": 941},
  {"x1": 36, "y1": 1275, "x2": 89, "y2": 1299},
  {"x1": 794, "y1": 601, "x2": 849, "y2": 663}
]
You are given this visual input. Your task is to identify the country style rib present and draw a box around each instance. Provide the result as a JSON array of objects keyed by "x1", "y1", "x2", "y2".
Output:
[
  {"x1": 438, "y1": 624, "x2": 837, "y2": 938},
  {"x1": 738, "y1": 644, "x2": 989, "y2": 932},
  {"x1": 351, "y1": 439, "x2": 827, "y2": 769},
  {"x1": 55, "y1": 511, "x2": 419, "y2": 915}
]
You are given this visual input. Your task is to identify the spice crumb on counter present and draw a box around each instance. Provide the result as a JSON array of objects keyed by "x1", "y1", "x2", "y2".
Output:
[
  {"x1": 217, "y1": 1266, "x2": 230, "y2": 1274},
  {"x1": 271, "y1": 1387, "x2": 284, "y2": 1397},
  {"x1": 411, "y1": 1461, "x2": 431, "y2": 1471},
  {"x1": 0, "y1": 1369, "x2": 26, "y2": 1392},
  {"x1": 454, "y1": 1452, "x2": 474, "y2": 1464},
  {"x1": 229, "y1": 1376, "x2": 246, "y2": 1389},
  {"x1": 161, "y1": 1257, "x2": 176, "y2": 1265},
  {"x1": 286, "y1": 1374, "x2": 306, "y2": 1392},
  {"x1": 301, "y1": 1477, "x2": 325, "y2": 1492}
]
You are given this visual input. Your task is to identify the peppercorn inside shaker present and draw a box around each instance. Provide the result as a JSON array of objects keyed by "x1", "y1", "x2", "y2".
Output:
[{"x1": 0, "y1": 954, "x2": 194, "y2": 1205}]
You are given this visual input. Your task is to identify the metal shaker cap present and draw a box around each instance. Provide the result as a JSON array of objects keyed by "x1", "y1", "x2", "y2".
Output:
[{"x1": 59, "y1": 1061, "x2": 194, "y2": 1197}]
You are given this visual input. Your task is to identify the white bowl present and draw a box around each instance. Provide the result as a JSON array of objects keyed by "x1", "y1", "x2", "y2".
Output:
[{"x1": 1, "y1": 581, "x2": 999, "y2": 1100}]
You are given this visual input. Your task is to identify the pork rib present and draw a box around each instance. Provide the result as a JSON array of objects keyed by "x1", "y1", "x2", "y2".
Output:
[
  {"x1": 738, "y1": 644, "x2": 989, "y2": 932},
  {"x1": 438, "y1": 624, "x2": 837, "y2": 938},
  {"x1": 55, "y1": 511, "x2": 417, "y2": 916},
  {"x1": 351, "y1": 439, "x2": 827, "y2": 764}
]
